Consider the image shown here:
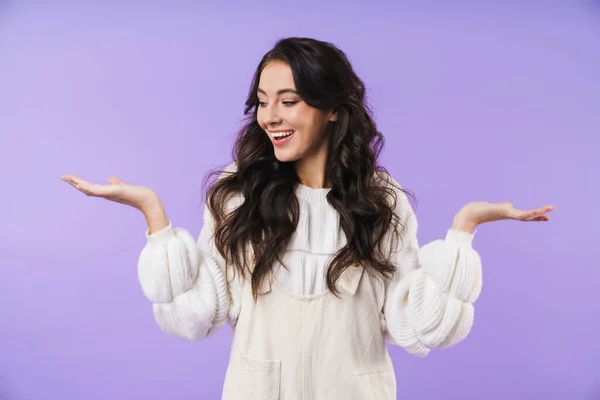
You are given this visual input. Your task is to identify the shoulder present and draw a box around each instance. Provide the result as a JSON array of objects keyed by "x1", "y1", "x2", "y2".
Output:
[
  {"x1": 205, "y1": 160, "x2": 244, "y2": 215},
  {"x1": 373, "y1": 170, "x2": 418, "y2": 242},
  {"x1": 223, "y1": 160, "x2": 238, "y2": 174},
  {"x1": 374, "y1": 170, "x2": 401, "y2": 188},
  {"x1": 213, "y1": 160, "x2": 238, "y2": 180},
  {"x1": 373, "y1": 169, "x2": 413, "y2": 208},
  {"x1": 372, "y1": 170, "x2": 419, "y2": 254}
]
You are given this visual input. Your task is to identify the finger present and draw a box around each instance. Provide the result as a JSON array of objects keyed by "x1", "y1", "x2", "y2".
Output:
[
  {"x1": 61, "y1": 174, "x2": 82, "y2": 181},
  {"x1": 61, "y1": 175, "x2": 83, "y2": 188},
  {"x1": 61, "y1": 175, "x2": 74, "y2": 184},
  {"x1": 514, "y1": 205, "x2": 554, "y2": 220},
  {"x1": 77, "y1": 182, "x2": 114, "y2": 197},
  {"x1": 73, "y1": 181, "x2": 95, "y2": 196},
  {"x1": 529, "y1": 215, "x2": 550, "y2": 222},
  {"x1": 510, "y1": 210, "x2": 541, "y2": 222},
  {"x1": 107, "y1": 177, "x2": 126, "y2": 185},
  {"x1": 524, "y1": 211, "x2": 545, "y2": 221},
  {"x1": 507, "y1": 208, "x2": 530, "y2": 220},
  {"x1": 62, "y1": 174, "x2": 86, "y2": 186},
  {"x1": 529, "y1": 205, "x2": 553, "y2": 214},
  {"x1": 532, "y1": 206, "x2": 554, "y2": 217}
]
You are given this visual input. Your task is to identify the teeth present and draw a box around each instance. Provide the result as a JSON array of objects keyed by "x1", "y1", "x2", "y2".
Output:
[{"x1": 273, "y1": 130, "x2": 294, "y2": 138}]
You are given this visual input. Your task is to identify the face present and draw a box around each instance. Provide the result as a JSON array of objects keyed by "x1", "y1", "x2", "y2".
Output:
[{"x1": 256, "y1": 61, "x2": 337, "y2": 164}]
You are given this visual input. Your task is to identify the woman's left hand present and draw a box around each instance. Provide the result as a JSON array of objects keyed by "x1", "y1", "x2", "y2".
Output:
[{"x1": 452, "y1": 201, "x2": 554, "y2": 232}]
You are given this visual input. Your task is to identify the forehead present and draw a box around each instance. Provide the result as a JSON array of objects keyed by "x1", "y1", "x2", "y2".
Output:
[{"x1": 258, "y1": 61, "x2": 296, "y2": 93}]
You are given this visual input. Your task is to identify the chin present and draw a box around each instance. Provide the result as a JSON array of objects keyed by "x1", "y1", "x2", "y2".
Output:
[{"x1": 273, "y1": 149, "x2": 301, "y2": 163}]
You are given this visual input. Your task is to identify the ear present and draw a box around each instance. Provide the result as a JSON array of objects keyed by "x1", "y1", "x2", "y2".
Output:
[{"x1": 328, "y1": 109, "x2": 338, "y2": 122}]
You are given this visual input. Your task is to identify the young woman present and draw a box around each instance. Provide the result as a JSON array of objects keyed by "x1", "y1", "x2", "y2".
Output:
[{"x1": 62, "y1": 37, "x2": 553, "y2": 400}]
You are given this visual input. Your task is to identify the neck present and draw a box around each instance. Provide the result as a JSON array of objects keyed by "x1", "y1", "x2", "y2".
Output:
[{"x1": 294, "y1": 151, "x2": 328, "y2": 189}]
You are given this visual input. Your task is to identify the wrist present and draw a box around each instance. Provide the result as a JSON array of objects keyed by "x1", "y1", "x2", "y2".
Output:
[
  {"x1": 142, "y1": 201, "x2": 169, "y2": 235},
  {"x1": 452, "y1": 213, "x2": 477, "y2": 233},
  {"x1": 139, "y1": 193, "x2": 163, "y2": 215}
]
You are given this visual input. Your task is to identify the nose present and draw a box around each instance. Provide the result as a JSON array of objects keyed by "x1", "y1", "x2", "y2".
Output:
[{"x1": 263, "y1": 104, "x2": 282, "y2": 126}]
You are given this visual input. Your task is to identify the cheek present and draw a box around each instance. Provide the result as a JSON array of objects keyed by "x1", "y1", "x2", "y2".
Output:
[
  {"x1": 256, "y1": 110, "x2": 267, "y2": 130},
  {"x1": 307, "y1": 114, "x2": 329, "y2": 137},
  {"x1": 283, "y1": 108, "x2": 300, "y2": 126}
]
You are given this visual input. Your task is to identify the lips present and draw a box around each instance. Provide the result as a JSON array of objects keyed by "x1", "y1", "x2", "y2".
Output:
[
  {"x1": 270, "y1": 130, "x2": 295, "y2": 139},
  {"x1": 270, "y1": 130, "x2": 295, "y2": 146}
]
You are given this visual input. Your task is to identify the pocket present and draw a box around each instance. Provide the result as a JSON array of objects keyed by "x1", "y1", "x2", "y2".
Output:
[
  {"x1": 342, "y1": 368, "x2": 396, "y2": 400},
  {"x1": 237, "y1": 355, "x2": 281, "y2": 400}
]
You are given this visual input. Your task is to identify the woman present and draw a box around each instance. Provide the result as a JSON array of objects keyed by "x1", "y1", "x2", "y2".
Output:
[{"x1": 61, "y1": 37, "x2": 553, "y2": 400}]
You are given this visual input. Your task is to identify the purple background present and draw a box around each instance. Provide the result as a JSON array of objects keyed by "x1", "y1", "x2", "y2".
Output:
[{"x1": 1, "y1": 1, "x2": 599, "y2": 399}]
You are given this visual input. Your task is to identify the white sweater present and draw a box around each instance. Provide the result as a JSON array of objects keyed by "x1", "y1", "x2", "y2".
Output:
[{"x1": 138, "y1": 171, "x2": 482, "y2": 357}]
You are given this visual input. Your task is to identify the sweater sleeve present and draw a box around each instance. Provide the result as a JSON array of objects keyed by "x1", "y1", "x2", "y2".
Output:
[
  {"x1": 137, "y1": 161, "x2": 243, "y2": 341},
  {"x1": 381, "y1": 181, "x2": 483, "y2": 357},
  {"x1": 137, "y1": 203, "x2": 239, "y2": 341}
]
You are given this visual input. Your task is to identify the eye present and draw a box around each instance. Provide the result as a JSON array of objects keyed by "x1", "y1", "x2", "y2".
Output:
[
  {"x1": 282, "y1": 101, "x2": 298, "y2": 107},
  {"x1": 258, "y1": 101, "x2": 267, "y2": 108}
]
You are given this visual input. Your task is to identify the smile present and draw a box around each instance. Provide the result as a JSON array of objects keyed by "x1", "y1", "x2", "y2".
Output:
[{"x1": 270, "y1": 130, "x2": 295, "y2": 146}]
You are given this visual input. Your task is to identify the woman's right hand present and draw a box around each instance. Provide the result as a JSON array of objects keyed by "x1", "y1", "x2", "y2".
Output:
[{"x1": 60, "y1": 174, "x2": 161, "y2": 213}]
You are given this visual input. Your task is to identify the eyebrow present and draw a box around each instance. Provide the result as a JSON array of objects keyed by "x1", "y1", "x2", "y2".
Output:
[{"x1": 257, "y1": 88, "x2": 298, "y2": 96}]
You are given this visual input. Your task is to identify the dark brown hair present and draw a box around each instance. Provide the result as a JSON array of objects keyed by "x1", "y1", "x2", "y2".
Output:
[{"x1": 203, "y1": 37, "x2": 415, "y2": 300}]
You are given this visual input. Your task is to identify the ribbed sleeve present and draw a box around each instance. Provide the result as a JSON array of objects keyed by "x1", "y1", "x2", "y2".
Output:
[
  {"x1": 137, "y1": 205, "x2": 233, "y2": 341},
  {"x1": 382, "y1": 177, "x2": 483, "y2": 357}
]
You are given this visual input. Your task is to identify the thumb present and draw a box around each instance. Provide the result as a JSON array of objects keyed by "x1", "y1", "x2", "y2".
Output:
[{"x1": 107, "y1": 177, "x2": 126, "y2": 185}]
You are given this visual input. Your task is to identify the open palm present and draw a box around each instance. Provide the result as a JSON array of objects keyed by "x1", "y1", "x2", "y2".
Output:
[
  {"x1": 460, "y1": 201, "x2": 554, "y2": 225},
  {"x1": 61, "y1": 174, "x2": 158, "y2": 211}
]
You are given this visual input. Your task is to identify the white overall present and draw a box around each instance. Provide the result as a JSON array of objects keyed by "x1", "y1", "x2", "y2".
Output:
[{"x1": 221, "y1": 264, "x2": 397, "y2": 400}]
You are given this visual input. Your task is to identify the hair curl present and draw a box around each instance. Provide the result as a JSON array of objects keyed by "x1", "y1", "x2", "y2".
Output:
[{"x1": 202, "y1": 37, "x2": 415, "y2": 300}]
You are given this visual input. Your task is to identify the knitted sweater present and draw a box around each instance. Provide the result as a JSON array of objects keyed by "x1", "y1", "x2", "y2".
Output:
[{"x1": 138, "y1": 169, "x2": 482, "y2": 357}]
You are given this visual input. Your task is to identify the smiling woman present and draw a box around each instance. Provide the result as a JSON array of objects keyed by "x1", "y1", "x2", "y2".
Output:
[
  {"x1": 61, "y1": 37, "x2": 553, "y2": 400},
  {"x1": 256, "y1": 63, "x2": 337, "y2": 166}
]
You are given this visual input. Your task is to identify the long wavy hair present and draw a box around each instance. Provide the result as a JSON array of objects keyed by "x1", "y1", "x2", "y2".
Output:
[{"x1": 203, "y1": 37, "x2": 415, "y2": 300}]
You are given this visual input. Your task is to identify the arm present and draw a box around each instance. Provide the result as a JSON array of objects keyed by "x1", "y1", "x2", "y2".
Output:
[
  {"x1": 137, "y1": 204, "x2": 236, "y2": 342},
  {"x1": 61, "y1": 162, "x2": 243, "y2": 341},
  {"x1": 381, "y1": 180, "x2": 482, "y2": 357},
  {"x1": 383, "y1": 212, "x2": 482, "y2": 357},
  {"x1": 381, "y1": 179, "x2": 552, "y2": 356}
]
